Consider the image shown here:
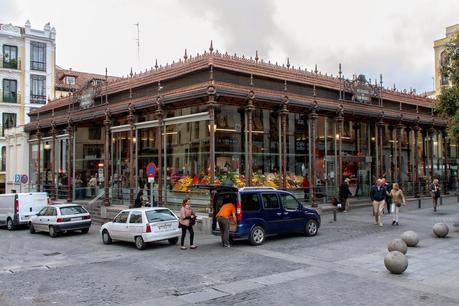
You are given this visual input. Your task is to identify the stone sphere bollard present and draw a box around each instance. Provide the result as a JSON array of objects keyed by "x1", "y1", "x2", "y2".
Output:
[
  {"x1": 387, "y1": 239, "x2": 408, "y2": 254},
  {"x1": 401, "y1": 231, "x2": 419, "y2": 247},
  {"x1": 384, "y1": 251, "x2": 408, "y2": 274},
  {"x1": 433, "y1": 223, "x2": 449, "y2": 238}
]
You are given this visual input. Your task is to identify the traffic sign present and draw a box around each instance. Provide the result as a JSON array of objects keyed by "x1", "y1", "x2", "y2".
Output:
[
  {"x1": 146, "y1": 162, "x2": 157, "y2": 178},
  {"x1": 20, "y1": 175, "x2": 28, "y2": 184}
]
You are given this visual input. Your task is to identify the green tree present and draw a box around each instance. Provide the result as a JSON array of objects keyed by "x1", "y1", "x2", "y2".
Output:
[{"x1": 435, "y1": 36, "x2": 459, "y2": 142}]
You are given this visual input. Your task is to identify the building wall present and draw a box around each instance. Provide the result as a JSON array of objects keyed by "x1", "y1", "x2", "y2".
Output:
[
  {"x1": 434, "y1": 24, "x2": 459, "y2": 96},
  {"x1": 2, "y1": 21, "x2": 56, "y2": 193}
]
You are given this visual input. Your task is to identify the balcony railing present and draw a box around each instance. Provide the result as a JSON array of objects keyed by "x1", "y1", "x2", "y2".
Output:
[
  {"x1": 0, "y1": 91, "x2": 21, "y2": 103},
  {"x1": 0, "y1": 58, "x2": 21, "y2": 70},
  {"x1": 30, "y1": 94, "x2": 46, "y2": 104},
  {"x1": 31, "y1": 61, "x2": 46, "y2": 71}
]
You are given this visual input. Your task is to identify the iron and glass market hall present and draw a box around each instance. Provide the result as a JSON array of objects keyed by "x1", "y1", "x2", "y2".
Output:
[{"x1": 24, "y1": 45, "x2": 456, "y2": 209}]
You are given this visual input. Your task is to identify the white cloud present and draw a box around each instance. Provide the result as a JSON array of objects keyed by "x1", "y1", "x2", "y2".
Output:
[{"x1": 4, "y1": 0, "x2": 459, "y2": 92}]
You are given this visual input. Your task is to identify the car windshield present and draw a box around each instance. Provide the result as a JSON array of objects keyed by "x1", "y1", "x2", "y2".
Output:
[
  {"x1": 145, "y1": 209, "x2": 176, "y2": 223},
  {"x1": 60, "y1": 206, "x2": 87, "y2": 216}
]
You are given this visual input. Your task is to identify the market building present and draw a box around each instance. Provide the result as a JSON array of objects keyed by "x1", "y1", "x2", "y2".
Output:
[{"x1": 23, "y1": 44, "x2": 456, "y2": 211}]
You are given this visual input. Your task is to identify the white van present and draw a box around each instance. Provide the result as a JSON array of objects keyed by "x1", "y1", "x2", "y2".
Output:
[{"x1": 0, "y1": 192, "x2": 48, "y2": 230}]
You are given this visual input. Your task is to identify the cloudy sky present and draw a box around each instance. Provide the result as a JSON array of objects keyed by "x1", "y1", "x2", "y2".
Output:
[{"x1": 2, "y1": 0, "x2": 458, "y2": 92}]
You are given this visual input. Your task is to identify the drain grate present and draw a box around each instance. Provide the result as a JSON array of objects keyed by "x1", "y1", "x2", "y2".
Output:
[{"x1": 43, "y1": 252, "x2": 61, "y2": 256}]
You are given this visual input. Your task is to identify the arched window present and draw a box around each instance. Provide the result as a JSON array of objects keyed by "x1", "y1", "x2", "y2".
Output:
[{"x1": 440, "y1": 51, "x2": 449, "y2": 86}]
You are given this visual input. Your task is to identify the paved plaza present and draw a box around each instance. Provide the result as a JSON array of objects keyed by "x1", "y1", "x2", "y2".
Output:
[{"x1": 0, "y1": 197, "x2": 458, "y2": 306}]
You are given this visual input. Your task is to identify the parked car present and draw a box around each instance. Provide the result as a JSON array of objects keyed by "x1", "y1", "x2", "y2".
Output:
[
  {"x1": 0, "y1": 192, "x2": 48, "y2": 230},
  {"x1": 100, "y1": 207, "x2": 181, "y2": 250},
  {"x1": 197, "y1": 185, "x2": 321, "y2": 246},
  {"x1": 29, "y1": 204, "x2": 92, "y2": 237}
]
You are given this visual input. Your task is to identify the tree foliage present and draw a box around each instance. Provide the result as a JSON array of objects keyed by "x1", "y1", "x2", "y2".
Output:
[{"x1": 436, "y1": 35, "x2": 459, "y2": 142}]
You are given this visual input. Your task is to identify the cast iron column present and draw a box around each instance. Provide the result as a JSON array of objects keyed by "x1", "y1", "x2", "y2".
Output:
[
  {"x1": 281, "y1": 95, "x2": 288, "y2": 189},
  {"x1": 396, "y1": 122, "x2": 403, "y2": 184},
  {"x1": 246, "y1": 91, "x2": 255, "y2": 186},
  {"x1": 429, "y1": 127, "x2": 435, "y2": 179},
  {"x1": 310, "y1": 105, "x2": 318, "y2": 207},
  {"x1": 103, "y1": 109, "x2": 111, "y2": 206},
  {"x1": 442, "y1": 130, "x2": 448, "y2": 193},
  {"x1": 413, "y1": 124, "x2": 420, "y2": 197},
  {"x1": 377, "y1": 116, "x2": 385, "y2": 178},
  {"x1": 421, "y1": 129, "x2": 427, "y2": 177},
  {"x1": 36, "y1": 129, "x2": 42, "y2": 192},
  {"x1": 66, "y1": 122, "x2": 73, "y2": 203},
  {"x1": 155, "y1": 94, "x2": 164, "y2": 206},
  {"x1": 405, "y1": 127, "x2": 412, "y2": 185},
  {"x1": 127, "y1": 104, "x2": 135, "y2": 207},
  {"x1": 336, "y1": 106, "x2": 344, "y2": 187},
  {"x1": 51, "y1": 121, "x2": 57, "y2": 200},
  {"x1": 207, "y1": 70, "x2": 216, "y2": 185}
]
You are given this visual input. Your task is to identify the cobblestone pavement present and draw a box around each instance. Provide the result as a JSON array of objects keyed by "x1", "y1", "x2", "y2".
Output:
[{"x1": 0, "y1": 197, "x2": 458, "y2": 305}]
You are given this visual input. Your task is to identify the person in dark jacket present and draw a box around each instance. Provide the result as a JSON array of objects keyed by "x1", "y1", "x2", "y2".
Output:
[
  {"x1": 339, "y1": 178, "x2": 353, "y2": 212},
  {"x1": 382, "y1": 178, "x2": 392, "y2": 214},
  {"x1": 134, "y1": 189, "x2": 143, "y2": 208},
  {"x1": 370, "y1": 179, "x2": 387, "y2": 227}
]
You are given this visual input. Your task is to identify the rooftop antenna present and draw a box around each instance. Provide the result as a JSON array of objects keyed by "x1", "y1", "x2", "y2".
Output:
[{"x1": 134, "y1": 23, "x2": 140, "y2": 68}]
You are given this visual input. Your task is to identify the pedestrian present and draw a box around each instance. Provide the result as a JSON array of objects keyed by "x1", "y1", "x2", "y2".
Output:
[
  {"x1": 389, "y1": 183, "x2": 406, "y2": 226},
  {"x1": 134, "y1": 189, "x2": 143, "y2": 208},
  {"x1": 339, "y1": 178, "x2": 353, "y2": 212},
  {"x1": 88, "y1": 175, "x2": 97, "y2": 197},
  {"x1": 179, "y1": 197, "x2": 197, "y2": 250},
  {"x1": 430, "y1": 178, "x2": 441, "y2": 212},
  {"x1": 382, "y1": 178, "x2": 392, "y2": 214},
  {"x1": 370, "y1": 179, "x2": 386, "y2": 227},
  {"x1": 216, "y1": 196, "x2": 236, "y2": 247}
]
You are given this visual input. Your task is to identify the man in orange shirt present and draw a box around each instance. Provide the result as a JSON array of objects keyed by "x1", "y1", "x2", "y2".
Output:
[{"x1": 216, "y1": 200, "x2": 236, "y2": 248}]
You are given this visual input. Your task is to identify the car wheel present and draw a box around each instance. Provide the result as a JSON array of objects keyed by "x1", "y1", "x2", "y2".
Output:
[
  {"x1": 81, "y1": 228, "x2": 89, "y2": 234},
  {"x1": 135, "y1": 236, "x2": 146, "y2": 250},
  {"x1": 305, "y1": 219, "x2": 318, "y2": 237},
  {"x1": 6, "y1": 218, "x2": 14, "y2": 231},
  {"x1": 29, "y1": 223, "x2": 36, "y2": 234},
  {"x1": 49, "y1": 226, "x2": 58, "y2": 238},
  {"x1": 249, "y1": 226, "x2": 265, "y2": 246},
  {"x1": 168, "y1": 237, "x2": 179, "y2": 245},
  {"x1": 102, "y1": 230, "x2": 112, "y2": 245}
]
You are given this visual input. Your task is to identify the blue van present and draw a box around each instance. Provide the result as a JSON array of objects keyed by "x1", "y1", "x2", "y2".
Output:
[{"x1": 201, "y1": 186, "x2": 321, "y2": 246}]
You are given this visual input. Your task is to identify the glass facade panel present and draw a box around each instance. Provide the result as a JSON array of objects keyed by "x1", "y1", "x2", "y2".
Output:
[{"x1": 75, "y1": 127, "x2": 105, "y2": 201}]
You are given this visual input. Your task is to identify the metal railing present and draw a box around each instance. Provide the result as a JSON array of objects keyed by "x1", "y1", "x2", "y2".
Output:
[
  {"x1": 30, "y1": 61, "x2": 46, "y2": 71},
  {"x1": 0, "y1": 59, "x2": 21, "y2": 70},
  {"x1": 0, "y1": 91, "x2": 21, "y2": 103}
]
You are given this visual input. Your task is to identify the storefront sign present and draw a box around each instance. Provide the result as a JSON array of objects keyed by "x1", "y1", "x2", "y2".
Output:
[
  {"x1": 355, "y1": 85, "x2": 370, "y2": 103},
  {"x1": 79, "y1": 87, "x2": 95, "y2": 109}
]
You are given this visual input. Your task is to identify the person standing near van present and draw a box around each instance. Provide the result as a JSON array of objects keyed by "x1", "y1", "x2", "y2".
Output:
[
  {"x1": 370, "y1": 179, "x2": 386, "y2": 227},
  {"x1": 382, "y1": 178, "x2": 392, "y2": 214},
  {"x1": 389, "y1": 183, "x2": 406, "y2": 226},
  {"x1": 430, "y1": 179, "x2": 441, "y2": 212},
  {"x1": 179, "y1": 197, "x2": 197, "y2": 250},
  {"x1": 88, "y1": 175, "x2": 97, "y2": 197},
  {"x1": 216, "y1": 201, "x2": 236, "y2": 248}
]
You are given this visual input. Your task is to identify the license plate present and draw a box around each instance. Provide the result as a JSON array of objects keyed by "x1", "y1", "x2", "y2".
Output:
[
  {"x1": 156, "y1": 222, "x2": 173, "y2": 231},
  {"x1": 71, "y1": 217, "x2": 82, "y2": 221}
]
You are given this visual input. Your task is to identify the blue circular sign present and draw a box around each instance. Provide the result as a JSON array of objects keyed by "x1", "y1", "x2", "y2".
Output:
[
  {"x1": 146, "y1": 162, "x2": 157, "y2": 178},
  {"x1": 20, "y1": 175, "x2": 28, "y2": 184}
]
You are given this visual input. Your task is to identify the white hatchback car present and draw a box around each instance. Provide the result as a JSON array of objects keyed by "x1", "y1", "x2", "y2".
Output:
[
  {"x1": 29, "y1": 204, "x2": 92, "y2": 237},
  {"x1": 100, "y1": 207, "x2": 181, "y2": 250}
]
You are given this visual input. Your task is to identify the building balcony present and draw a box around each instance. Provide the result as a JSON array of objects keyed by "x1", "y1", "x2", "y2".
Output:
[
  {"x1": 0, "y1": 91, "x2": 21, "y2": 104},
  {"x1": 30, "y1": 61, "x2": 46, "y2": 72},
  {"x1": 0, "y1": 59, "x2": 21, "y2": 70},
  {"x1": 30, "y1": 94, "x2": 47, "y2": 104}
]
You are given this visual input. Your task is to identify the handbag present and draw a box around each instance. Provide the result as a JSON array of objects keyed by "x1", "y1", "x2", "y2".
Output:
[{"x1": 189, "y1": 215, "x2": 196, "y2": 226}]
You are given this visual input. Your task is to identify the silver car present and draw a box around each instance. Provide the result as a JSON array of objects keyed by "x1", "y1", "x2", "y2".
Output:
[
  {"x1": 100, "y1": 207, "x2": 181, "y2": 250},
  {"x1": 29, "y1": 204, "x2": 92, "y2": 237}
]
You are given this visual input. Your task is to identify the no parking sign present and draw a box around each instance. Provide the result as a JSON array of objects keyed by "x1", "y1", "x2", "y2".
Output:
[{"x1": 146, "y1": 162, "x2": 157, "y2": 178}]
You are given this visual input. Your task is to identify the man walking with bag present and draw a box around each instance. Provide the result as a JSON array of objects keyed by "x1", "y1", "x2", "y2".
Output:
[{"x1": 370, "y1": 179, "x2": 387, "y2": 227}]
